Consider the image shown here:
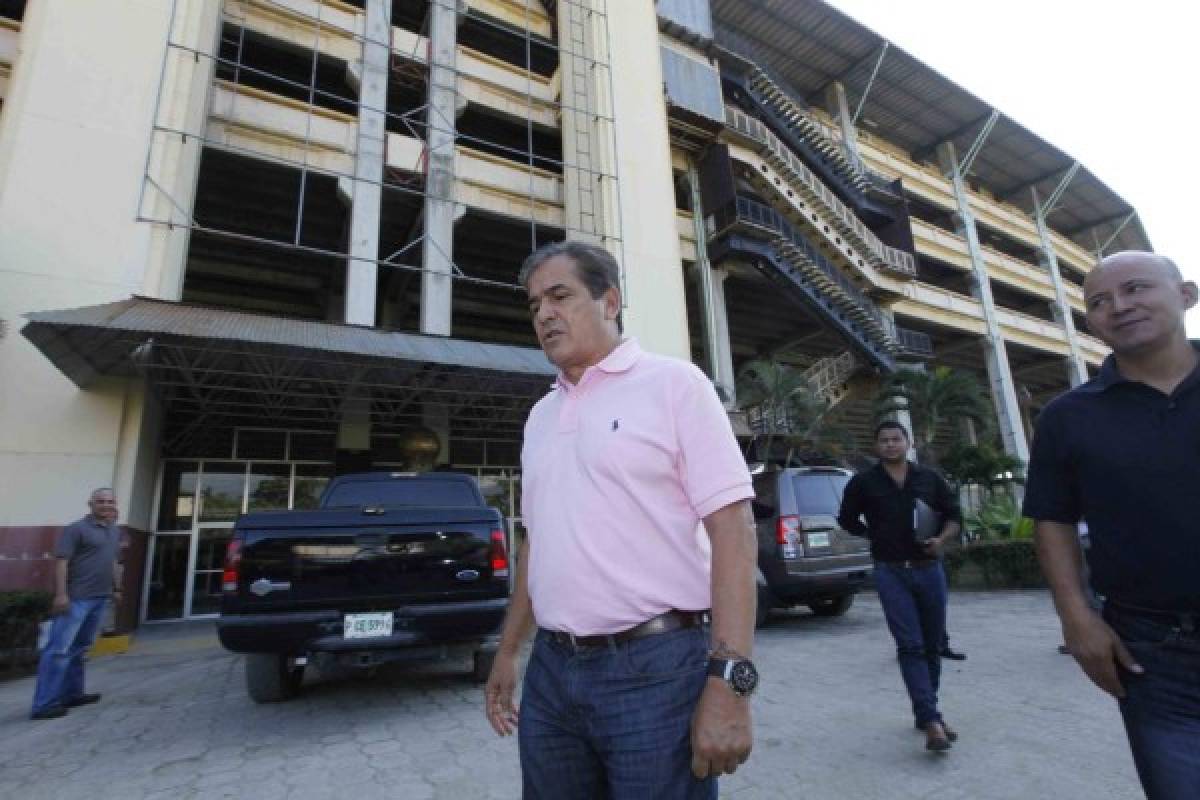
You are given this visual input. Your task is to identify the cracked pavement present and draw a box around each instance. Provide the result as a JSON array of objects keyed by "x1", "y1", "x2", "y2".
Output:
[{"x1": 0, "y1": 591, "x2": 1141, "y2": 799}]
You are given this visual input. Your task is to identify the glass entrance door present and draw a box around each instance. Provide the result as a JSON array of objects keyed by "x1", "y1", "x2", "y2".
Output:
[
  {"x1": 190, "y1": 524, "x2": 235, "y2": 616},
  {"x1": 144, "y1": 533, "x2": 190, "y2": 621}
]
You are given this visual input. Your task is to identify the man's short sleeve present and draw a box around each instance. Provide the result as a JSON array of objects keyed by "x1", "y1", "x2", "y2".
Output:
[
  {"x1": 1022, "y1": 401, "x2": 1080, "y2": 524},
  {"x1": 674, "y1": 367, "x2": 753, "y2": 518},
  {"x1": 54, "y1": 524, "x2": 80, "y2": 560}
]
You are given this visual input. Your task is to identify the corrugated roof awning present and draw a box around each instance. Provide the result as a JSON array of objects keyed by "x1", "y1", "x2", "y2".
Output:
[{"x1": 22, "y1": 297, "x2": 556, "y2": 444}]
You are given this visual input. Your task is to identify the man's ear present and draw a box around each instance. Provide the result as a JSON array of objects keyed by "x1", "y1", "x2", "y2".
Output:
[
  {"x1": 1181, "y1": 280, "x2": 1198, "y2": 311},
  {"x1": 603, "y1": 286, "x2": 622, "y2": 322}
]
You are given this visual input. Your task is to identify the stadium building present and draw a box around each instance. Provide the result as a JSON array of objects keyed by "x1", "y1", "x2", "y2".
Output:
[{"x1": 0, "y1": 0, "x2": 1149, "y2": 627}]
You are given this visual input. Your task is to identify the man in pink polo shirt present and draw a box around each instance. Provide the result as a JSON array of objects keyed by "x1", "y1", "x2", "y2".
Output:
[{"x1": 484, "y1": 241, "x2": 758, "y2": 799}]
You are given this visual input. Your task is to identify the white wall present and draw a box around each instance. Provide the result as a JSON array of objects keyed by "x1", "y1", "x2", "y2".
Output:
[{"x1": 0, "y1": 0, "x2": 211, "y2": 526}]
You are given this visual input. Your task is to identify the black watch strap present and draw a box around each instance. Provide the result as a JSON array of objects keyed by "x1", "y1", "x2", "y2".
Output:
[{"x1": 707, "y1": 657, "x2": 759, "y2": 697}]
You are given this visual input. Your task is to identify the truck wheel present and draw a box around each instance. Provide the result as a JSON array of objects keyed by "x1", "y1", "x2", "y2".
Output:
[
  {"x1": 755, "y1": 584, "x2": 775, "y2": 629},
  {"x1": 472, "y1": 649, "x2": 496, "y2": 684},
  {"x1": 808, "y1": 594, "x2": 855, "y2": 617},
  {"x1": 245, "y1": 653, "x2": 303, "y2": 703}
]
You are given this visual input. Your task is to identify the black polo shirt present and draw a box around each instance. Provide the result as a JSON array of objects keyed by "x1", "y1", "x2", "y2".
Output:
[
  {"x1": 1023, "y1": 342, "x2": 1200, "y2": 611},
  {"x1": 838, "y1": 461, "x2": 962, "y2": 562}
]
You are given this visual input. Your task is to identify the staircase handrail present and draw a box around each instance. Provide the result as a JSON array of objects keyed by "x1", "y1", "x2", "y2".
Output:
[{"x1": 726, "y1": 107, "x2": 916, "y2": 277}]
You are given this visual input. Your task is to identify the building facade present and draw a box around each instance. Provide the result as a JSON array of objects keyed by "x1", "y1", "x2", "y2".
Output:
[{"x1": 0, "y1": 0, "x2": 1148, "y2": 627}]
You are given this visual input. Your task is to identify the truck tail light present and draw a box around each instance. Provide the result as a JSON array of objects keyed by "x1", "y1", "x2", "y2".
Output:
[
  {"x1": 222, "y1": 539, "x2": 242, "y2": 593},
  {"x1": 776, "y1": 515, "x2": 801, "y2": 558},
  {"x1": 490, "y1": 529, "x2": 510, "y2": 579}
]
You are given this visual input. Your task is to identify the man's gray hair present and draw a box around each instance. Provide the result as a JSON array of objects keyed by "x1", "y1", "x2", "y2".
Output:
[
  {"x1": 518, "y1": 241, "x2": 624, "y2": 333},
  {"x1": 89, "y1": 487, "x2": 115, "y2": 500}
]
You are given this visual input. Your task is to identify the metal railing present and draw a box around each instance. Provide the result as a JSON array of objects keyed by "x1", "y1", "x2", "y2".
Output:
[
  {"x1": 730, "y1": 195, "x2": 890, "y2": 334},
  {"x1": 725, "y1": 107, "x2": 916, "y2": 278},
  {"x1": 894, "y1": 327, "x2": 934, "y2": 357}
]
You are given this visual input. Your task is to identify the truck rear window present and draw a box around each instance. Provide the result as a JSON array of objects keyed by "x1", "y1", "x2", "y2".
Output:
[
  {"x1": 792, "y1": 474, "x2": 850, "y2": 516},
  {"x1": 322, "y1": 479, "x2": 478, "y2": 508}
]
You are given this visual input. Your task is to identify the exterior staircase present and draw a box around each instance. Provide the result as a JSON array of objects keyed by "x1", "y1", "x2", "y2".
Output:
[{"x1": 802, "y1": 350, "x2": 858, "y2": 407}]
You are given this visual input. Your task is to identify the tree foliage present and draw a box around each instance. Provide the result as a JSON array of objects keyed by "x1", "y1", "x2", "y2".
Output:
[
  {"x1": 736, "y1": 359, "x2": 852, "y2": 464},
  {"x1": 875, "y1": 366, "x2": 992, "y2": 464}
]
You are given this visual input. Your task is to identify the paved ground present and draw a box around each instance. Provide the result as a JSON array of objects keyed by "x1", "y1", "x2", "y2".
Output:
[{"x1": 0, "y1": 591, "x2": 1143, "y2": 799}]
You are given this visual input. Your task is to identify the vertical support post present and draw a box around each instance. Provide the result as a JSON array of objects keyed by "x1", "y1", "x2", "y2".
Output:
[
  {"x1": 687, "y1": 159, "x2": 721, "y2": 389},
  {"x1": 937, "y1": 142, "x2": 1029, "y2": 463},
  {"x1": 824, "y1": 81, "x2": 862, "y2": 172},
  {"x1": 344, "y1": 0, "x2": 391, "y2": 326},
  {"x1": 710, "y1": 268, "x2": 736, "y2": 406},
  {"x1": 420, "y1": 0, "x2": 461, "y2": 336},
  {"x1": 890, "y1": 362, "x2": 921, "y2": 464},
  {"x1": 1032, "y1": 186, "x2": 1089, "y2": 386}
]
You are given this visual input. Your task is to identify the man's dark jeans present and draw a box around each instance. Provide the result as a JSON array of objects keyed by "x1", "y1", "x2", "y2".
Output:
[
  {"x1": 1104, "y1": 604, "x2": 1200, "y2": 800},
  {"x1": 874, "y1": 561, "x2": 946, "y2": 728},
  {"x1": 518, "y1": 625, "x2": 715, "y2": 800}
]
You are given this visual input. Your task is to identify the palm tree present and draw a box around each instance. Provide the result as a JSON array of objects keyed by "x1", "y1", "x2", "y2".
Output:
[
  {"x1": 737, "y1": 359, "x2": 850, "y2": 464},
  {"x1": 874, "y1": 366, "x2": 992, "y2": 465}
]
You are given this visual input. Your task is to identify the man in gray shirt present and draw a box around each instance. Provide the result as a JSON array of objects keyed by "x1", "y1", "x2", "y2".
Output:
[{"x1": 30, "y1": 488, "x2": 122, "y2": 720}]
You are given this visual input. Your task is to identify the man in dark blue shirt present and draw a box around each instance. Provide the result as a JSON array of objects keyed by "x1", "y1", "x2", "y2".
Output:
[
  {"x1": 838, "y1": 420, "x2": 962, "y2": 753},
  {"x1": 1024, "y1": 251, "x2": 1199, "y2": 799}
]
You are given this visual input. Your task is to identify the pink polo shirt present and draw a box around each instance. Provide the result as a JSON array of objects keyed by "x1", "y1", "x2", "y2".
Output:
[{"x1": 521, "y1": 338, "x2": 753, "y2": 635}]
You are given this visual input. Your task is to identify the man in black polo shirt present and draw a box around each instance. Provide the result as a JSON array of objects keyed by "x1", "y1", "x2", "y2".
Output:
[
  {"x1": 1024, "y1": 251, "x2": 1199, "y2": 799},
  {"x1": 838, "y1": 420, "x2": 962, "y2": 752}
]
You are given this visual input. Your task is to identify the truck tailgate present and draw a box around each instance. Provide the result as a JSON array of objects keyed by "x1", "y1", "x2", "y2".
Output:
[{"x1": 231, "y1": 507, "x2": 504, "y2": 612}]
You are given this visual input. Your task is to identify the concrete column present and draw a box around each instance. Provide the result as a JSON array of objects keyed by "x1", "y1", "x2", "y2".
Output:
[
  {"x1": 711, "y1": 268, "x2": 736, "y2": 406},
  {"x1": 824, "y1": 80, "x2": 862, "y2": 171},
  {"x1": 892, "y1": 362, "x2": 921, "y2": 463},
  {"x1": 937, "y1": 142, "x2": 1029, "y2": 463},
  {"x1": 1031, "y1": 186, "x2": 1089, "y2": 386},
  {"x1": 420, "y1": 0, "x2": 462, "y2": 336},
  {"x1": 686, "y1": 159, "x2": 721, "y2": 385},
  {"x1": 588, "y1": 0, "x2": 689, "y2": 358},
  {"x1": 343, "y1": 0, "x2": 391, "y2": 326}
]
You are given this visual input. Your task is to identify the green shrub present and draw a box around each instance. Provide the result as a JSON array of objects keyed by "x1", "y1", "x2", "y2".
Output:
[
  {"x1": 966, "y1": 493, "x2": 1034, "y2": 541},
  {"x1": 944, "y1": 540, "x2": 1045, "y2": 589},
  {"x1": 0, "y1": 591, "x2": 52, "y2": 670}
]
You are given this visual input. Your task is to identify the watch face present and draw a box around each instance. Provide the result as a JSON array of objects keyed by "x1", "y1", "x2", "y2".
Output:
[{"x1": 730, "y1": 660, "x2": 759, "y2": 696}]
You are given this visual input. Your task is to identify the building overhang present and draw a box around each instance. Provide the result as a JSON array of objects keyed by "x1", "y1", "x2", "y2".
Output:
[{"x1": 22, "y1": 297, "x2": 556, "y2": 443}]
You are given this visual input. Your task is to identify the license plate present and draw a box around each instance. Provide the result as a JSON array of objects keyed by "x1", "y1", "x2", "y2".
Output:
[
  {"x1": 344, "y1": 612, "x2": 393, "y2": 639},
  {"x1": 806, "y1": 532, "x2": 831, "y2": 548}
]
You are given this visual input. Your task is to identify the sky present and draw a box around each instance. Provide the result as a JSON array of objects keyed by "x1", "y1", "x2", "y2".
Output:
[{"x1": 824, "y1": 0, "x2": 1200, "y2": 335}]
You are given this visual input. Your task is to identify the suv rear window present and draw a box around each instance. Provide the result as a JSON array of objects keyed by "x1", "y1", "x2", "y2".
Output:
[
  {"x1": 792, "y1": 473, "x2": 850, "y2": 516},
  {"x1": 323, "y1": 479, "x2": 478, "y2": 508}
]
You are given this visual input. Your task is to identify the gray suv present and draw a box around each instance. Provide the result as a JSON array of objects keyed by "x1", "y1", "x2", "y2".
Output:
[{"x1": 751, "y1": 467, "x2": 872, "y2": 627}]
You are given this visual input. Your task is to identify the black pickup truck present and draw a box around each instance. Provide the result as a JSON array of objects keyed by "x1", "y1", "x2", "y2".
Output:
[{"x1": 217, "y1": 472, "x2": 510, "y2": 702}]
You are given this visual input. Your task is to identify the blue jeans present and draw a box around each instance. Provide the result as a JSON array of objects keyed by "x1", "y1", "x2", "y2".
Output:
[
  {"x1": 1104, "y1": 605, "x2": 1200, "y2": 800},
  {"x1": 874, "y1": 561, "x2": 947, "y2": 727},
  {"x1": 31, "y1": 597, "x2": 107, "y2": 714},
  {"x1": 518, "y1": 625, "x2": 715, "y2": 800}
]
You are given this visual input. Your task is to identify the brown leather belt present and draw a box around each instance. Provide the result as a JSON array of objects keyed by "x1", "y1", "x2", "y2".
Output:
[
  {"x1": 543, "y1": 610, "x2": 710, "y2": 651},
  {"x1": 879, "y1": 558, "x2": 938, "y2": 569}
]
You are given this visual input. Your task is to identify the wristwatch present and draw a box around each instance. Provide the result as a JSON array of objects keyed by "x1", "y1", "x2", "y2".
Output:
[{"x1": 707, "y1": 656, "x2": 759, "y2": 697}]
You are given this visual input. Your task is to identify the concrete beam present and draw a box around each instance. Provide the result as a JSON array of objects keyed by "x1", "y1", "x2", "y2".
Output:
[
  {"x1": 343, "y1": 0, "x2": 390, "y2": 326},
  {"x1": 420, "y1": 0, "x2": 463, "y2": 337}
]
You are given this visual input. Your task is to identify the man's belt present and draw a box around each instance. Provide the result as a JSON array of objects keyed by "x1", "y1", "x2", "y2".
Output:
[
  {"x1": 543, "y1": 610, "x2": 710, "y2": 651},
  {"x1": 1106, "y1": 599, "x2": 1199, "y2": 633},
  {"x1": 879, "y1": 558, "x2": 938, "y2": 569}
]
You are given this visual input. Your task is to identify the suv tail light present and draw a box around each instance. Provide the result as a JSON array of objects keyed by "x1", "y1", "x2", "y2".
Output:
[
  {"x1": 222, "y1": 539, "x2": 242, "y2": 593},
  {"x1": 776, "y1": 515, "x2": 801, "y2": 558},
  {"x1": 490, "y1": 529, "x2": 510, "y2": 578}
]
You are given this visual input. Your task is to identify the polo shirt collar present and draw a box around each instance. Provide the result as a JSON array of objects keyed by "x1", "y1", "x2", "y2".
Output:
[
  {"x1": 555, "y1": 337, "x2": 643, "y2": 390},
  {"x1": 1083, "y1": 340, "x2": 1200, "y2": 394}
]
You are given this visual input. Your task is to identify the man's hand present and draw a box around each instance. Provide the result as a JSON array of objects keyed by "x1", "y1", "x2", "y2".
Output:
[
  {"x1": 1062, "y1": 608, "x2": 1143, "y2": 698},
  {"x1": 51, "y1": 593, "x2": 69, "y2": 616},
  {"x1": 922, "y1": 533, "x2": 952, "y2": 558},
  {"x1": 484, "y1": 651, "x2": 521, "y2": 736},
  {"x1": 690, "y1": 678, "x2": 752, "y2": 779}
]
